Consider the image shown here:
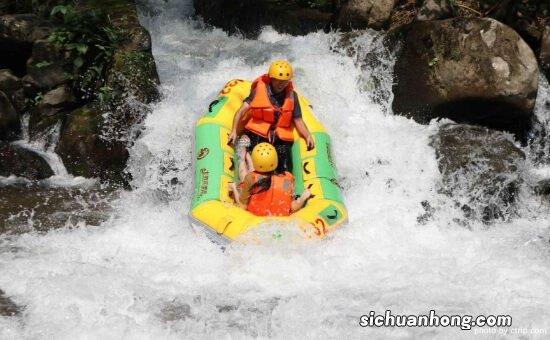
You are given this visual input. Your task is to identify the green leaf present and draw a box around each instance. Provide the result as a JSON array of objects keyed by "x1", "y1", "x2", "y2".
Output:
[
  {"x1": 76, "y1": 44, "x2": 88, "y2": 54},
  {"x1": 35, "y1": 61, "x2": 52, "y2": 68},
  {"x1": 51, "y1": 5, "x2": 68, "y2": 16},
  {"x1": 73, "y1": 57, "x2": 84, "y2": 68}
]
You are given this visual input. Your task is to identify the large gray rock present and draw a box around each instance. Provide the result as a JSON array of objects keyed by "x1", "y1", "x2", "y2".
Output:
[
  {"x1": 0, "y1": 70, "x2": 25, "y2": 113},
  {"x1": 0, "y1": 69, "x2": 22, "y2": 91},
  {"x1": 28, "y1": 85, "x2": 77, "y2": 127},
  {"x1": 80, "y1": 0, "x2": 160, "y2": 103},
  {"x1": 431, "y1": 123, "x2": 525, "y2": 222},
  {"x1": 26, "y1": 40, "x2": 71, "y2": 90},
  {"x1": 415, "y1": 0, "x2": 453, "y2": 22},
  {"x1": 41, "y1": 84, "x2": 76, "y2": 107},
  {"x1": 0, "y1": 141, "x2": 54, "y2": 179},
  {"x1": 335, "y1": 0, "x2": 396, "y2": 30},
  {"x1": 56, "y1": 105, "x2": 129, "y2": 183},
  {"x1": 0, "y1": 289, "x2": 20, "y2": 317},
  {"x1": 0, "y1": 90, "x2": 19, "y2": 141},
  {"x1": 541, "y1": 25, "x2": 550, "y2": 81},
  {"x1": 393, "y1": 18, "x2": 539, "y2": 141},
  {"x1": 0, "y1": 14, "x2": 51, "y2": 43},
  {"x1": 534, "y1": 179, "x2": 550, "y2": 197}
]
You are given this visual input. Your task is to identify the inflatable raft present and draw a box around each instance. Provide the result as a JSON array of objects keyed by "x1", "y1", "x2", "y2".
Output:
[{"x1": 190, "y1": 79, "x2": 347, "y2": 243}]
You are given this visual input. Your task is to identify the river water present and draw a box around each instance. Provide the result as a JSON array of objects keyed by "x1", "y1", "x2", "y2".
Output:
[{"x1": 1, "y1": 0, "x2": 550, "y2": 338}]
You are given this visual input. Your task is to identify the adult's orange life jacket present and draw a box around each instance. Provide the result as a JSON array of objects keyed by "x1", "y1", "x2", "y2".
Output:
[
  {"x1": 247, "y1": 171, "x2": 294, "y2": 216},
  {"x1": 244, "y1": 74, "x2": 295, "y2": 142}
]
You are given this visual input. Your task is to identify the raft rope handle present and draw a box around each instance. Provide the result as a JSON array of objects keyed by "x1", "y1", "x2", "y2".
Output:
[
  {"x1": 306, "y1": 183, "x2": 315, "y2": 199},
  {"x1": 217, "y1": 221, "x2": 232, "y2": 235},
  {"x1": 208, "y1": 99, "x2": 220, "y2": 112},
  {"x1": 303, "y1": 161, "x2": 311, "y2": 175},
  {"x1": 326, "y1": 209, "x2": 338, "y2": 220}
]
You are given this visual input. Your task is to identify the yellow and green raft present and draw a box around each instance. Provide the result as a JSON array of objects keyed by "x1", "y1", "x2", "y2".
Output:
[{"x1": 190, "y1": 79, "x2": 347, "y2": 243}]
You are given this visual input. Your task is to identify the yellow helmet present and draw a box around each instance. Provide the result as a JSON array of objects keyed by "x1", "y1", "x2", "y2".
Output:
[
  {"x1": 268, "y1": 60, "x2": 293, "y2": 80},
  {"x1": 251, "y1": 143, "x2": 278, "y2": 172}
]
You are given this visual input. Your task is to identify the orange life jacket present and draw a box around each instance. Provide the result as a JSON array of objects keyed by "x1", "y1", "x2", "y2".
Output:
[
  {"x1": 244, "y1": 74, "x2": 295, "y2": 142},
  {"x1": 247, "y1": 171, "x2": 294, "y2": 216}
]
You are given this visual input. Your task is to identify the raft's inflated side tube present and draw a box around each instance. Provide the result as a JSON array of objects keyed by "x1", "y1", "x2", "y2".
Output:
[{"x1": 190, "y1": 79, "x2": 347, "y2": 242}]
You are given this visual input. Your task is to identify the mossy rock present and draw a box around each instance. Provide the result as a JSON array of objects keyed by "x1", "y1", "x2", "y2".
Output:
[
  {"x1": 56, "y1": 104, "x2": 129, "y2": 183},
  {"x1": 28, "y1": 106, "x2": 67, "y2": 137},
  {"x1": 430, "y1": 123, "x2": 525, "y2": 222},
  {"x1": 0, "y1": 289, "x2": 21, "y2": 317},
  {"x1": 0, "y1": 141, "x2": 54, "y2": 179},
  {"x1": 107, "y1": 49, "x2": 159, "y2": 104}
]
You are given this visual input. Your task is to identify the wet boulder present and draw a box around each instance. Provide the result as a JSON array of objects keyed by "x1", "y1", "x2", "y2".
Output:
[
  {"x1": 0, "y1": 69, "x2": 25, "y2": 114},
  {"x1": 335, "y1": 0, "x2": 396, "y2": 31},
  {"x1": 430, "y1": 123, "x2": 525, "y2": 223},
  {"x1": 0, "y1": 90, "x2": 20, "y2": 141},
  {"x1": 0, "y1": 0, "x2": 159, "y2": 185},
  {"x1": 26, "y1": 40, "x2": 72, "y2": 91},
  {"x1": 534, "y1": 179, "x2": 550, "y2": 203},
  {"x1": 393, "y1": 18, "x2": 539, "y2": 141},
  {"x1": 0, "y1": 141, "x2": 54, "y2": 179},
  {"x1": 541, "y1": 25, "x2": 550, "y2": 81},
  {"x1": 415, "y1": 0, "x2": 453, "y2": 22},
  {"x1": 56, "y1": 105, "x2": 129, "y2": 183},
  {"x1": 0, "y1": 14, "x2": 51, "y2": 43},
  {"x1": 0, "y1": 69, "x2": 22, "y2": 91},
  {"x1": 106, "y1": 38, "x2": 160, "y2": 105},
  {"x1": 84, "y1": 0, "x2": 160, "y2": 103},
  {"x1": 27, "y1": 85, "x2": 78, "y2": 136},
  {"x1": 0, "y1": 289, "x2": 21, "y2": 317},
  {"x1": 0, "y1": 16, "x2": 50, "y2": 77},
  {"x1": 41, "y1": 84, "x2": 76, "y2": 108}
]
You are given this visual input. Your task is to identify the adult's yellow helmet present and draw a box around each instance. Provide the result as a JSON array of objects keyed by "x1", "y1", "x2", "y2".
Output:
[
  {"x1": 251, "y1": 143, "x2": 278, "y2": 172},
  {"x1": 268, "y1": 60, "x2": 293, "y2": 81}
]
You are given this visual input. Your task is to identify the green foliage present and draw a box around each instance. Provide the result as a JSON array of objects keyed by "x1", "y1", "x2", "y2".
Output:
[
  {"x1": 26, "y1": 91, "x2": 44, "y2": 107},
  {"x1": 97, "y1": 85, "x2": 116, "y2": 105},
  {"x1": 47, "y1": 3, "x2": 126, "y2": 105},
  {"x1": 307, "y1": 0, "x2": 330, "y2": 9},
  {"x1": 35, "y1": 60, "x2": 52, "y2": 68}
]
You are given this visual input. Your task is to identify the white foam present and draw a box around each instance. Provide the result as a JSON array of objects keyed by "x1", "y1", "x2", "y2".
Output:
[{"x1": 1, "y1": 0, "x2": 549, "y2": 338}]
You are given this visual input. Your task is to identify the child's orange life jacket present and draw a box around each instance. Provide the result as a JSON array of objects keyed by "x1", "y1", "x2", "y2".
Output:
[{"x1": 247, "y1": 171, "x2": 294, "y2": 216}]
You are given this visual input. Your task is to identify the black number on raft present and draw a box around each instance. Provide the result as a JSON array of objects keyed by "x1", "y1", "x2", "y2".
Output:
[
  {"x1": 303, "y1": 162, "x2": 311, "y2": 175},
  {"x1": 208, "y1": 100, "x2": 220, "y2": 112},
  {"x1": 326, "y1": 210, "x2": 338, "y2": 220},
  {"x1": 306, "y1": 183, "x2": 315, "y2": 199},
  {"x1": 229, "y1": 158, "x2": 234, "y2": 171}
]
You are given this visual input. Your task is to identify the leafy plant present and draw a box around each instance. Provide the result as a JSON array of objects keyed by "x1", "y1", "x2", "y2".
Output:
[
  {"x1": 26, "y1": 91, "x2": 44, "y2": 107},
  {"x1": 35, "y1": 61, "x2": 52, "y2": 68},
  {"x1": 47, "y1": 3, "x2": 126, "y2": 105},
  {"x1": 98, "y1": 85, "x2": 117, "y2": 105}
]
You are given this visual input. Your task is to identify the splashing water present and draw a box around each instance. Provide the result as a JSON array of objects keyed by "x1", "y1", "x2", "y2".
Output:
[{"x1": 1, "y1": 0, "x2": 550, "y2": 338}]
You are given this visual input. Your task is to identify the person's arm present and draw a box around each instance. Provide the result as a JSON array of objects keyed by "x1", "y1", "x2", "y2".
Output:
[
  {"x1": 228, "y1": 102, "x2": 250, "y2": 145},
  {"x1": 238, "y1": 173, "x2": 254, "y2": 208},
  {"x1": 291, "y1": 188, "x2": 312, "y2": 213},
  {"x1": 229, "y1": 182, "x2": 242, "y2": 207},
  {"x1": 294, "y1": 117, "x2": 314, "y2": 150}
]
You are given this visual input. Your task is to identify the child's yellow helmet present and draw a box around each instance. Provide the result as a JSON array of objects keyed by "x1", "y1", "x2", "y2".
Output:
[{"x1": 251, "y1": 143, "x2": 278, "y2": 172}]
